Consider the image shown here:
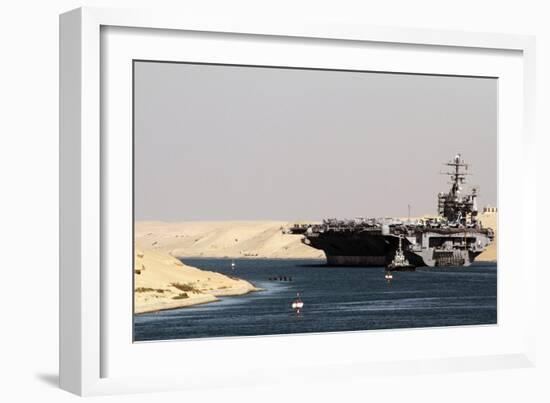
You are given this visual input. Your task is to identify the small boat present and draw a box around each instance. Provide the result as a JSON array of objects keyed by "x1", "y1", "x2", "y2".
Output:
[
  {"x1": 387, "y1": 235, "x2": 416, "y2": 271},
  {"x1": 292, "y1": 293, "x2": 304, "y2": 314},
  {"x1": 231, "y1": 260, "x2": 236, "y2": 270},
  {"x1": 384, "y1": 271, "x2": 393, "y2": 281}
]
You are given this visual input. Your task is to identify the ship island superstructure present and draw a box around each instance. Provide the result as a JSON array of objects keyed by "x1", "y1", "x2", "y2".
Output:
[{"x1": 284, "y1": 154, "x2": 494, "y2": 267}]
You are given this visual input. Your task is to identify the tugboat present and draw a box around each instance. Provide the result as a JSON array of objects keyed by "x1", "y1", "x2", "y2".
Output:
[
  {"x1": 291, "y1": 293, "x2": 304, "y2": 314},
  {"x1": 387, "y1": 236, "x2": 416, "y2": 271}
]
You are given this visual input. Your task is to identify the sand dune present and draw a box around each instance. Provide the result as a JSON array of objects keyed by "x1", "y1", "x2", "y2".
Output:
[
  {"x1": 135, "y1": 213, "x2": 497, "y2": 263},
  {"x1": 134, "y1": 248, "x2": 260, "y2": 314},
  {"x1": 477, "y1": 211, "x2": 498, "y2": 262},
  {"x1": 135, "y1": 220, "x2": 324, "y2": 259}
]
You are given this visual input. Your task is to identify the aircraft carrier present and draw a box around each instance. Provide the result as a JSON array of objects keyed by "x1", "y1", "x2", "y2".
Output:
[{"x1": 284, "y1": 154, "x2": 495, "y2": 268}]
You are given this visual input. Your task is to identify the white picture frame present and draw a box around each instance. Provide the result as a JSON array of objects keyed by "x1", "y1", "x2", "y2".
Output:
[{"x1": 59, "y1": 6, "x2": 537, "y2": 396}]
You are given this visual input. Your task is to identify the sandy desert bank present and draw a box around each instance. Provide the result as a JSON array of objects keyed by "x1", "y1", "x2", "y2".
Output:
[{"x1": 134, "y1": 248, "x2": 260, "y2": 314}]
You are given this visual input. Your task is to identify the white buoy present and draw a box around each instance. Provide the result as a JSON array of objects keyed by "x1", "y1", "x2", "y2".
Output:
[{"x1": 292, "y1": 293, "x2": 304, "y2": 314}]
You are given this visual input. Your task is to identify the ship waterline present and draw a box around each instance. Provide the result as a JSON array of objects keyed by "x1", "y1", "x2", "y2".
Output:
[{"x1": 326, "y1": 255, "x2": 387, "y2": 266}]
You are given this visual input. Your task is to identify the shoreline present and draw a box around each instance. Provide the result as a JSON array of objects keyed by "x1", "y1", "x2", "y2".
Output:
[
  {"x1": 177, "y1": 255, "x2": 497, "y2": 265},
  {"x1": 177, "y1": 255, "x2": 326, "y2": 261},
  {"x1": 135, "y1": 287, "x2": 262, "y2": 315},
  {"x1": 134, "y1": 248, "x2": 261, "y2": 314}
]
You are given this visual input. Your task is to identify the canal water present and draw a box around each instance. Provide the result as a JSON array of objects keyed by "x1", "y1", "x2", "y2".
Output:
[{"x1": 133, "y1": 258, "x2": 497, "y2": 342}]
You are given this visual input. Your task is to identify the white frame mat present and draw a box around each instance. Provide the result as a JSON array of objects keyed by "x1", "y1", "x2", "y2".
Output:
[{"x1": 60, "y1": 7, "x2": 537, "y2": 396}]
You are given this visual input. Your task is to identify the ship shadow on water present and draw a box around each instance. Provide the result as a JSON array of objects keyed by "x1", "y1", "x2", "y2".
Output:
[
  {"x1": 297, "y1": 262, "x2": 497, "y2": 270},
  {"x1": 295, "y1": 261, "x2": 332, "y2": 268}
]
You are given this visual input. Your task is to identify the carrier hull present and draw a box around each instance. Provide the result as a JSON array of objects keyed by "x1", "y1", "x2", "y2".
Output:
[{"x1": 305, "y1": 231, "x2": 490, "y2": 268}]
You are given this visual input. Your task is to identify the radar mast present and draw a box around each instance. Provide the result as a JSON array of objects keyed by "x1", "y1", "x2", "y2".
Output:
[{"x1": 438, "y1": 154, "x2": 478, "y2": 224}]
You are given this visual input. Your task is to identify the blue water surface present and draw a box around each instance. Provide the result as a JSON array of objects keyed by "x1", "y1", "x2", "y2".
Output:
[{"x1": 134, "y1": 258, "x2": 497, "y2": 342}]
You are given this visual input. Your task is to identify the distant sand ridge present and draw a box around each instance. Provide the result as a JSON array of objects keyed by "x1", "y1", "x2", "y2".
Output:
[
  {"x1": 135, "y1": 220, "x2": 324, "y2": 259},
  {"x1": 134, "y1": 248, "x2": 260, "y2": 314},
  {"x1": 135, "y1": 213, "x2": 497, "y2": 262}
]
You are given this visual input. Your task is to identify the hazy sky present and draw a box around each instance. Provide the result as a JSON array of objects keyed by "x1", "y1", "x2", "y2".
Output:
[{"x1": 134, "y1": 61, "x2": 497, "y2": 221}]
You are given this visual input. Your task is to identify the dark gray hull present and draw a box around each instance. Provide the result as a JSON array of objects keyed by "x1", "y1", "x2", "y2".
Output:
[
  {"x1": 326, "y1": 255, "x2": 386, "y2": 266},
  {"x1": 304, "y1": 230, "x2": 490, "y2": 268}
]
